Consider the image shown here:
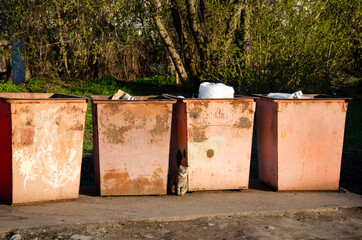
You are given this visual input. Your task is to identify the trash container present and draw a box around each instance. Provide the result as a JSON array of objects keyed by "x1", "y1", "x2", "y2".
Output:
[
  {"x1": 90, "y1": 95, "x2": 176, "y2": 196},
  {"x1": 173, "y1": 96, "x2": 257, "y2": 191},
  {"x1": 0, "y1": 93, "x2": 88, "y2": 205},
  {"x1": 255, "y1": 94, "x2": 350, "y2": 191}
]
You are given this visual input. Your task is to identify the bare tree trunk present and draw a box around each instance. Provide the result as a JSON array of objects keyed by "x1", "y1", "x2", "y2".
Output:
[
  {"x1": 185, "y1": 0, "x2": 207, "y2": 64},
  {"x1": 54, "y1": 0, "x2": 69, "y2": 75},
  {"x1": 151, "y1": 0, "x2": 190, "y2": 86},
  {"x1": 171, "y1": 0, "x2": 183, "y2": 47},
  {"x1": 225, "y1": 0, "x2": 246, "y2": 48},
  {"x1": 170, "y1": 0, "x2": 198, "y2": 80},
  {"x1": 243, "y1": 3, "x2": 251, "y2": 70}
]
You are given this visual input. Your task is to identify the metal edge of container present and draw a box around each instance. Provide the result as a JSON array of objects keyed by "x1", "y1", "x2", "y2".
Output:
[
  {"x1": 87, "y1": 95, "x2": 176, "y2": 104},
  {"x1": 163, "y1": 94, "x2": 258, "y2": 103},
  {"x1": 252, "y1": 94, "x2": 351, "y2": 102},
  {"x1": 0, "y1": 93, "x2": 88, "y2": 104}
]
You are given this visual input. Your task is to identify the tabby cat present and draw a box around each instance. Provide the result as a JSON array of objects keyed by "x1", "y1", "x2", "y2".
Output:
[{"x1": 170, "y1": 165, "x2": 189, "y2": 196}]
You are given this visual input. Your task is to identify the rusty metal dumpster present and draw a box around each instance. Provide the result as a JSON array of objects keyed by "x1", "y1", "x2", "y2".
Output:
[
  {"x1": 90, "y1": 95, "x2": 176, "y2": 196},
  {"x1": 255, "y1": 94, "x2": 350, "y2": 191},
  {"x1": 173, "y1": 96, "x2": 257, "y2": 191},
  {"x1": 0, "y1": 93, "x2": 88, "y2": 205}
]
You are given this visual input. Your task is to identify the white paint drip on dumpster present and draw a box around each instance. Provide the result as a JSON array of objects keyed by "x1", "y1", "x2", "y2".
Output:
[
  {"x1": 13, "y1": 149, "x2": 38, "y2": 185},
  {"x1": 13, "y1": 106, "x2": 81, "y2": 189}
]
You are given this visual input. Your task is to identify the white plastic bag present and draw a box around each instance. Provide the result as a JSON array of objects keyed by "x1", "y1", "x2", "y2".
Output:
[
  {"x1": 198, "y1": 82, "x2": 235, "y2": 99},
  {"x1": 267, "y1": 90, "x2": 313, "y2": 99}
]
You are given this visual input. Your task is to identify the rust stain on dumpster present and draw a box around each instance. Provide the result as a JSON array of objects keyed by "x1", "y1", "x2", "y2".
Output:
[
  {"x1": 20, "y1": 131, "x2": 35, "y2": 145},
  {"x1": 26, "y1": 120, "x2": 33, "y2": 126},
  {"x1": 189, "y1": 128, "x2": 208, "y2": 142},
  {"x1": 103, "y1": 168, "x2": 164, "y2": 195},
  {"x1": 104, "y1": 103, "x2": 121, "y2": 113},
  {"x1": 103, "y1": 124, "x2": 130, "y2": 144},
  {"x1": 189, "y1": 102, "x2": 209, "y2": 119},
  {"x1": 70, "y1": 123, "x2": 84, "y2": 131},
  {"x1": 151, "y1": 113, "x2": 170, "y2": 135},
  {"x1": 189, "y1": 106, "x2": 202, "y2": 119},
  {"x1": 232, "y1": 101, "x2": 250, "y2": 113},
  {"x1": 234, "y1": 117, "x2": 252, "y2": 129}
]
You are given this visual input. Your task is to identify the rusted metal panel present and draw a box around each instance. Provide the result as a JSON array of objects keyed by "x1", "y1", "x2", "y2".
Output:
[
  {"x1": 91, "y1": 96, "x2": 176, "y2": 196},
  {"x1": 175, "y1": 97, "x2": 257, "y2": 191},
  {"x1": 255, "y1": 95, "x2": 350, "y2": 191},
  {"x1": 0, "y1": 93, "x2": 88, "y2": 205}
]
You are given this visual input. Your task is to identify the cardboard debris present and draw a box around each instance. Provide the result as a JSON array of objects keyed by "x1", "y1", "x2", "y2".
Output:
[
  {"x1": 112, "y1": 90, "x2": 126, "y2": 100},
  {"x1": 111, "y1": 90, "x2": 135, "y2": 100}
]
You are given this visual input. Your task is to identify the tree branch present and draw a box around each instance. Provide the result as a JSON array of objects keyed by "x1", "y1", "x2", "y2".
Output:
[
  {"x1": 225, "y1": 0, "x2": 245, "y2": 48},
  {"x1": 185, "y1": 0, "x2": 207, "y2": 62},
  {"x1": 150, "y1": 0, "x2": 189, "y2": 85}
]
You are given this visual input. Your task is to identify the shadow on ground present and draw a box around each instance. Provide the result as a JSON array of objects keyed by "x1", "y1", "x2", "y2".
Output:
[
  {"x1": 79, "y1": 149, "x2": 362, "y2": 196},
  {"x1": 340, "y1": 151, "x2": 362, "y2": 195}
]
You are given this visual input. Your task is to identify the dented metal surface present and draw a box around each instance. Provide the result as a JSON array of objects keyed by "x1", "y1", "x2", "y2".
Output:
[
  {"x1": 0, "y1": 93, "x2": 88, "y2": 205},
  {"x1": 255, "y1": 95, "x2": 350, "y2": 191},
  {"x1": 91, "y1": 96, "x2": 176, "y2": 196},
  {"x1": 174, "y1": 97, "x2": 257, "y2": 191}
]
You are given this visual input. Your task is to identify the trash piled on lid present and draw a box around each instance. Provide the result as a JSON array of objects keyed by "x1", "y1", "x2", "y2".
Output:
[
  {"x1": 110, "y1": 89, "x2": 135, "y2": 100},
  {"x1": 267, "y1": 90, "x2": 313, "y2": 99},
  {"x1": 198, "y1": 82, "x2": 234, "y2": 99}
]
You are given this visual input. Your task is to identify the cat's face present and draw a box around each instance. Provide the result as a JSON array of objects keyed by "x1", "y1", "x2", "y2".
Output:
[{"x1": 178, "y1": 165, "x2": 189, "y2": 176}]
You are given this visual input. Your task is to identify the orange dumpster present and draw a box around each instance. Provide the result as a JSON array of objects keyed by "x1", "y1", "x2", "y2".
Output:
[
  {"x1": 173, "y1": 96, "x2": 257, "y2": 191},
  {"x1": 0, "y1": 93, "x2": 88, "y2": 205},
  {"x1": 255, "y1": 94, "x2": 350, "y2": 191},
  {"x1": 90, "y1": 95, "x2": 176, "y2": 196}
]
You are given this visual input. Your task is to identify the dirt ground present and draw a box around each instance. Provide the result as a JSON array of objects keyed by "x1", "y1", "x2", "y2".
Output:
[{"x1": 1, "y1": 207, "x2": 361, "y2": 240}]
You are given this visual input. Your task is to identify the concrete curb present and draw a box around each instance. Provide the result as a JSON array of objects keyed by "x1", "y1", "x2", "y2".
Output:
[
  {"x1": 128, "y1": 206, "x2": 362, "y2": 223},
  {"x1": 1, "y1": 188, "x2": 361, "y2": 231}
]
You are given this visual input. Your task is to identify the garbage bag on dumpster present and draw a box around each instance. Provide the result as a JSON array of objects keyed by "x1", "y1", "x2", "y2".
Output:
[{"x1": 198, "y1": 82, "x2": 234, "y2": 99}]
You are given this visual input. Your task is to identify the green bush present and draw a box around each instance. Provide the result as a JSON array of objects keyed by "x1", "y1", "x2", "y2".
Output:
[{"x1": 0, "y1": 80, "x2": 27, "y2": 92}]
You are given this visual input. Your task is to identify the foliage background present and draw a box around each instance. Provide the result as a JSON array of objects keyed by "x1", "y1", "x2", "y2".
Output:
[
  {"x1": 0, "y1": 1, "x2": 361, "y2": 187},
  {"x1": 0, "y1": 0, "x2": 360, "y2": 94}
]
